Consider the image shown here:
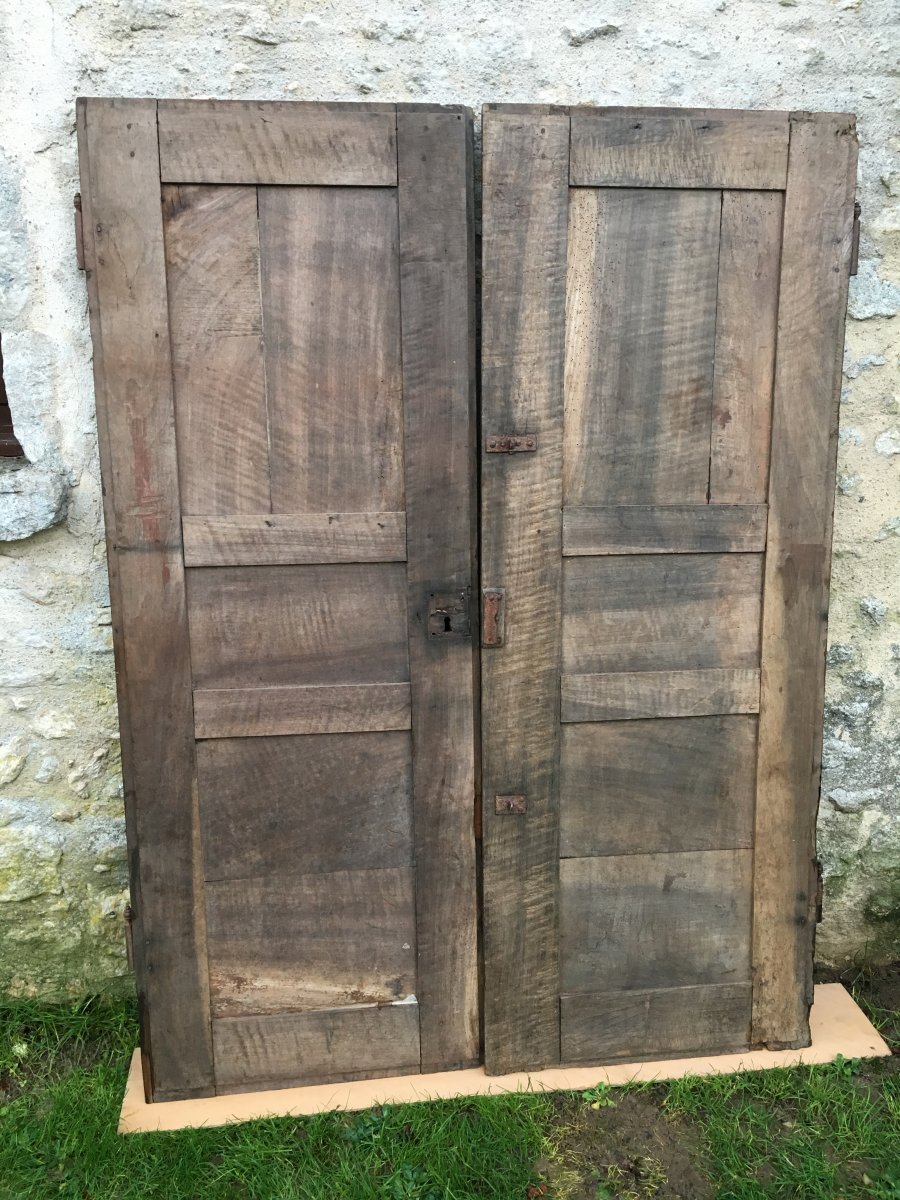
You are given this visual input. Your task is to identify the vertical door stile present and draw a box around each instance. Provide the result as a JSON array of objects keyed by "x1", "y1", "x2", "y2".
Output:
[
  {"x1": 480, "y1": 108, "x2": 570, "y2": 1074},
  {"x1": 397, "y1": 107, "x2": 480, "y2": 1072},
  {"x1": 752, "y1": 112, "x2": 858, "y2": 1049},
  {"x1": 76, "y1": 98, "x2": 215, "y2": 1101}
]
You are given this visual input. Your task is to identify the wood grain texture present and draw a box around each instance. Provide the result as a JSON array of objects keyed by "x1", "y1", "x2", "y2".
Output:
[
  {"x1": 182, "y1": 512, "x2": 407, "y2": 566},
  {"x1": 561, "y1": 984, "x2": 751, "y2": 1063},
  {"x1": 752, "y1": 113, "x2": 858, "y2": 1049},
  {"x1": 560, "y1": 717, "x2": 757, "y2": 856},
  {"x1": 259, "y1": 187, "x2": 404, "y2": 514},
  {"x1": 398, "y1": 109, "x2": 480, "y2": 1071},
  {"x1": 206, "y1": 867, "x2": 417, "y2": 1017},
  {"x1": 569, "y1": 111, "x2": 789, "y2": 189},
  {"x1": 562, "y1": 554, "x2": 763, "y2": 675},
  {"x1": 561, "y1": 669, "x2": 760, "y2": 722},
  {"x1": 162, "y1": 184, "x2": 269, "y2": 516},
  {"x1": 192, "y1": 683, "x2": 412, "y2": 738},
  {"x1": 198, "y1": 732, "x2": 413, "y2": 879},
  {"x1": 76, "y1": 98, "x2": 214, "y2": 1101},
  {"x1": 480, "y1": 109, "x2": 569, "y2": 1073},
  {"x1": 187, "y1": 563, "x2": 409, "y2": 688},
  {"x1": 213, "y1": 1004, "x2": 420, "y2": 1092},
  {"x1": 158, "y1": 100, "x2": 397, "y2": 185},
  {"x1": 710, "y1": 192, "x2": 783, "y2": 503},
  {"x1": 560, "y1": 850, "x2": 753, "y2": 993},
  {"x1": 562, "y1": 505, "x2": 768, "y2": 555},
  {"x1": 564, "y1": 188, "x2": 721, "y2": 505}
]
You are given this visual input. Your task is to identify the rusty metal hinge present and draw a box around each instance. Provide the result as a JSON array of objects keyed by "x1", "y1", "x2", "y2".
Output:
[
  {"x1": 485, "y1": 434, "x2": 537, "y2": 454},
  {"x1": 427, "y1": 589, "x2": 471, "y2": 638},
  {"x1": 124, "y1": 903, "x2": 135, "y2": 971},
  {"x1": 850, "y1": 201, "x2": 861, "y2": 276},
  {"x1": 813, "y1": 859, "x2": 824, "y2": 924},
  {"x1": 74, "y1": 193, "x2": 86, "y2": 271},
  {"x1": 482, "y1": 588, "x2": 505, "y2": 647}
]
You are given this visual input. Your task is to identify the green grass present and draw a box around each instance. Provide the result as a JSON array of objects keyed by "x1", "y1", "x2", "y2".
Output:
[{"x1": 1, "y1": 991, "x2": 898, "y2": 1200}]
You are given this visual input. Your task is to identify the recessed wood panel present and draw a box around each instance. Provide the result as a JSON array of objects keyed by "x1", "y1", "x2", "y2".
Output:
[
  {"x1": 198, "y1": 731, "x2": 413, "y2": 880},
  {"x1": 564, "y1": 188, "x2": 721, "y2": 506},
  {"x1": 560, "y1": 850, "x2": 752, "y2": 993},
  {"x1": 158, "y1": 101, "x2": 398, "y2": 186},
  {"x1": 259, "y1": 187, "x2": 404, "y2": 515},
  {"x1": 569, "y1": 110, "x2": 789, "y2": 189},
  {"x1": 561, "y1": 668, "x2": 760, "y2": 723},
  {"x1": 182, "y1": 512, "x2": 407, "y2": 566},
  {"x1": 562, "y1": 505, "x2": 768, "y2": 555},
  {"x1": 192, "y1": 682, "x2": 412, "y2": 739},
  {"x1": 562, "y1": 554, "x2": 763, "y2": 675},
  {"x1": 163, "y1": 184, "x2": 269, "y2": 517},
  {"x1": 561, "y1": 983, "x2": 751, "y2": 1063},
  {"x1": 187, "y1": 563, "x2": 409, "y2": 689},
  {"x1": 213, "y1": 1003, "x2": 420, "y2": 1092},
  {"x1": 560, "y1": 717, "x2": 757, "y2": 856},
  {"x1": 710, "y1": 192, "x2": 783, "y2": 504},
  {"x1": 206, "y1": 866, "x2": 417, "y2": 1017}
]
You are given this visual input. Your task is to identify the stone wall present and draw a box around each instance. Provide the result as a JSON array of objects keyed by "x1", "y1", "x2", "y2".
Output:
[{"x1": 0, "y1": 0, "x2": 897, "y2": 999}]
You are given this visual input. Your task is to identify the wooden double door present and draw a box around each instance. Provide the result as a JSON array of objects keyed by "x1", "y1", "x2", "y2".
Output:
[{"x1": 78, "y1": 100, "x2": 856, "y2": 1100}]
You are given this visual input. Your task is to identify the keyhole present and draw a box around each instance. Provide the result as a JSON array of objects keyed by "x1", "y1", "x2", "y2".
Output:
[{"x1": 443, "y1": 615, "x2": 452, "y2": 632}]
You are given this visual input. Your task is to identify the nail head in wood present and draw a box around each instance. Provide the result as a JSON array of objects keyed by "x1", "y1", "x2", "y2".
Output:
[
  {"x1": 495, "y1": 794, "x2": 527, "y2": 815},
  {"x1": 485, "y1": 434, "x2": 538, "y2": 454}
]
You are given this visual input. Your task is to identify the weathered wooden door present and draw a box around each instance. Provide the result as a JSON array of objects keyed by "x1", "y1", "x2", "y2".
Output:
[
  {"x1": 480, "y1": 106, "x2": 857, "y2": 1072},
  {"x1": 77, "y1": 99, "x2": 478, "y2": 1100}
]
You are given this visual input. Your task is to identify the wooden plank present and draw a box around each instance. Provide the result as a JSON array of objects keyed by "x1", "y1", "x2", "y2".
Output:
[
  {"x1": 562, "y1": 505, "x2": 768, "y2": 555},
  {"x1": 480, "y1": 109, "x2": 569, "y2": 1073},
  {"x1": 560, "y1": 850, "x2": 753, "y2": 994},
  {"x1": 76, "y1": 98, "x2": 213, "y2": 1101},
  {"x1": 198, "y1": 732, "x2": 413, "y2": 880},
  {"x1": 752, "y1": 113, "x2": 858, "y2": 1049},
  {"x1": 76, "y1": 100, "x2": 157, "y2": 1103},
  {"x1": 182, "y1": 512, "x2": 407, "y2": 566},
  {"x1": 561, "y1": 669, "x2": 760, "y2": 722},
  {"x1": 192, "y1": 682, "x2": 412, "y2": 738},
  {"x1": 162, "y1": 184, "x2": 269, "y2": 516},
  {"x1": 562, "y1": 554, "x2": 763, "y2": 675},
  {"x1": 186, "y1": 563, "x2": 409, "y2": 688},
  {"x1": 398, "y1": 109, "x2": 480, "y2": 1071},
  {"x1": 259, "y1": 187, "x2": 404, "y2": 514},
  {"x1": 561, "y1": 984, "x2": 751, "y2": 1064},
  {"x1": 569, "y1": 111, "x2": 789, "y2": 189},
  {"x1": 158, "y1": 100, "x2": 397, "y2": 185},
  {"x1": 563, "y1": 188, "x2": 721, "y2": 506},
  {"x1": 205, "y1": 866, "x2": 416, "y2": 1017},
  {"x1": 710, "y1": 192, "x2": 783, "y2": 503},
  {"x1": 213, "y1": 1003, "x2": 420, "y2": 1092},
  {"x1": 560, "y1": 717, "x2": 757, "y2": 856}
]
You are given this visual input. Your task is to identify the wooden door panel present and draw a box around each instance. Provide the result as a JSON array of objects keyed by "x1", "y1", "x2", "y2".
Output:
[
  {"x1": 568, "y1": 109, "x2": 789, "y2": 189},
  {"x1": 206, "y1": 866, "x2": 417, "y2": 1016},
  {"x1": 158, "y1": 100, "x2": 399, "y2": 186},
  {"x1": 562, "y1": 554, "x2": 763, "y2": 674},
  {"x1": 710, "y1": 192, "x2": 783, "y2": 503},
  {"x1": 560, "y1": 717, "x2": 757, "y2": 857},
  {"x1": 259, "y1": 187, "x2": 405, "y2": 514},
  {"x1": 564, "y1": 187, "x2": 721, "y2": 507},
  {"x1": 213, "y1": 1004, "x2": 420, "y2": 1092},
  {"x1": 198, "y1": 732, "x2": 413, "y2": 879},
  {"x1": 79, "y1": 99, "x2": 478, "y2": 1099},
  {"x1": 560, "y1": 850, "x2": 753, "y2": 991},
  {"x1": 163, "y1": 184, "x2": 269, "y2": 516},
  {"x1": 482, "y1": 105, "x2": 856, "y2": 1073},
  {"x1": 561, "y1": 983, "x2": 751, "y2": 1063},
  {"x1": 186, "y1": 563, "x2": 410, "y2": 688}
]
